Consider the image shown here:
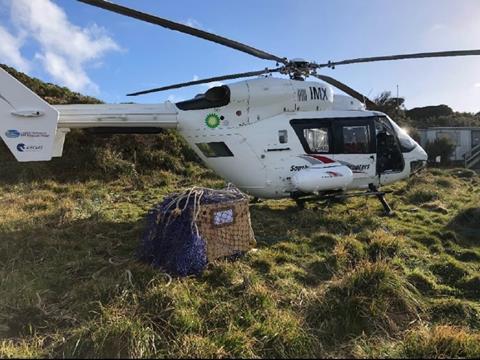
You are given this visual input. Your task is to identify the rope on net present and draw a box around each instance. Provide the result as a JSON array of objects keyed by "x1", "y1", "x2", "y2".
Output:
[{"x1": 137, "y1": 185, "x2": 248, "y2": 276}]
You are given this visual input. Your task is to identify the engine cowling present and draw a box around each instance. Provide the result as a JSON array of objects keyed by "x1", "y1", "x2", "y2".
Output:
[{"x1": 292, "y1": 164, "x2": 353, "y2": 193}]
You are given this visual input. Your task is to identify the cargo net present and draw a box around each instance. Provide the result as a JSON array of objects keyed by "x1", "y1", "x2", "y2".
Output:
[{"x1": 138, "y1": 186, "x2": 256, "y2": 276}]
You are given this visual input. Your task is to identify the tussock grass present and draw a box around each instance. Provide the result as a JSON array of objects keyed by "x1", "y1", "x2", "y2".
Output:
[
  {"x1": 3, "y1": 67, "x2": 479, "y2": 357},
  {"x1": 407, "y1": 188, "x2": 440, "y2": 204},
  {"x1": 457, "y1": 276, "x2": 480, "y2": 300},
  {"x1": 450, "y1": 168, "x2": 478, "y2": 179},
  {"x1": 397, "y1": 325, "x2": 480, "y2": 358},
  {"x1": 365, "y1": 230, "x2": 405, "y2": 262},
  {"x1": 0, "y1": 339, "x2": 45, "y2": 359},
  {"x1": 450, "y1": 207, "x2": 480, "y2": 231},
  {"x1": 428, "y1": 299, "x2": 480, "y2": 328},
  {"x1": 1, "y1": 161, "x2": 479, "y2": 358},
  {"x1": 308, "y1": 261, "x2": 421, "y2": 341},
  {"x1": 430, "y1": 256, "x2": 470, "y2": 286}
]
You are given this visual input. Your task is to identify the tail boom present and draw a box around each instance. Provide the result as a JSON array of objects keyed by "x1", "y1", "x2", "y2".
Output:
[
  {"x1": 56, "y1": 103, "x2": 178, "y2": 129},
  {"x1": 0, "y1": 67, "x2": 178, "y2": 162}
]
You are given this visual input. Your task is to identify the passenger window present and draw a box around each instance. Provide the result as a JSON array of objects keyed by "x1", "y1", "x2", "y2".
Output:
[
  {"x1": 196, "y1": 142, "x2": 234, "y2": 157},
  {"x1": 342, "y1": 125, "x2": 370, "y2": 154},
  {"x1": 303, "y1": 128, "x2": 330, "y2": 153}
]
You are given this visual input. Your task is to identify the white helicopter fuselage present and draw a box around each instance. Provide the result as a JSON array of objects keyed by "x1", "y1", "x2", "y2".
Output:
[
  {"x1": 174, "y1": 77, "x2": 427, "y2": 198},
  {"x1": 0, "y1": 70, "x2": 428, "y2": 199}
]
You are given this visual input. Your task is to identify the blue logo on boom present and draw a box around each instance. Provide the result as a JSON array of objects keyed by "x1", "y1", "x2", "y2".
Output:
[
  {"x1": 17, "y1": 143, "x2": 26, "y2": 152},
  {"x1": 5, "y1": 130, "x2": 20, "y2": 138}
]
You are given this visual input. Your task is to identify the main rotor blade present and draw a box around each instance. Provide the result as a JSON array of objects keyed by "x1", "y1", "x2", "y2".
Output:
[
  {"x1": 313, "y1": 74, "x2": 377, "y2": 109},
  {"x1": 78, "y1": 0, "x2": 287, "y2": 64},
  {"x1": 127, "y1": 68, "x2": 282, "y2": 96},
  {"x1": 317, "y1": 49, "x2": 480, "y2": 68}
]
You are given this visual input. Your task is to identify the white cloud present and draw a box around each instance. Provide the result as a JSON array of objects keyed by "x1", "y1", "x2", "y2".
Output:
[
  {"x1": 35, "y1": 51, "x2": 99, "y2": 93},
  {"x1": 0, "y1": 26, "x2": 30, "y2": 72},
  {"x1": 474, "y1": 83, "x2": 480, "y2": 88},
  {"x1": 3, "y1": 0, "x2": 120, "y2": 94}
]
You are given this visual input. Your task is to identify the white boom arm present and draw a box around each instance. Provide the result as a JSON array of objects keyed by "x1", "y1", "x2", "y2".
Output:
[
  {"x1": 56, "y1": 104, "x2": 178, "y2": 129},
  {"x1": 0, "y1": 68, "x2": 178, "y2": 162}
]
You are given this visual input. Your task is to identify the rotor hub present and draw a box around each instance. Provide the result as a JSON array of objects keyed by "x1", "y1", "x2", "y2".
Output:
[{"x1": 281, "y1": 58, "x2": 315, "y2": 80}]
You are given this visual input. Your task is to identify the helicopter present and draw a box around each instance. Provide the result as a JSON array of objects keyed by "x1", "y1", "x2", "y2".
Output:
[{"x1": 1, "y1": 0, "x2": 480, "y2": 214}]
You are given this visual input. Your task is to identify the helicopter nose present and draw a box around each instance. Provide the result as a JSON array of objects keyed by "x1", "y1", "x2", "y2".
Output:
[
  {"x1": 417, "y1": 145, "x2": 428, "y2": 161},
  {"x1": 409, "y1": 145, "x2": 428, "y2": 174}
]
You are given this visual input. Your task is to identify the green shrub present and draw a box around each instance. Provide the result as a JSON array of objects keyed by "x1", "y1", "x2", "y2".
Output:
[{"x1": 424, "y1": 137, "x2": 455, "y2": 165}]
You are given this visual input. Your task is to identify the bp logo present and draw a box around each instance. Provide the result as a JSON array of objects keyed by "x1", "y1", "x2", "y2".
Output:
[{"x1": 205, "y1": 113, "x2": 221, "y2": 129}]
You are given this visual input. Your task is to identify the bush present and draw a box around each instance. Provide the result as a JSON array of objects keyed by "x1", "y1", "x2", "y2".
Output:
[{"x1": 425, "y1": 137, "x2": 455, "y2": 165}]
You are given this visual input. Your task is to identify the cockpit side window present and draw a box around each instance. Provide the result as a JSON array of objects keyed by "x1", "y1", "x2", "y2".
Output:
[
  {"x1": 196, "y1": 142, "x2": 234, "y2": 158},
  {"x1": 387, "y1": 117, "x2": 417, "y2": 152},
  {"x1": 375, "y1": 116, "x2": 405, "y2": 172}
]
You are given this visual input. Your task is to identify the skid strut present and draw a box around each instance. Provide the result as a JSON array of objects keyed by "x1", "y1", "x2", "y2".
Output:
[
  {"x1": 292, "y1": 184, "x2": 395, "y2": 216},
  {"x1": 368, "y1": 184, "x2": 394, "y2": 216}
]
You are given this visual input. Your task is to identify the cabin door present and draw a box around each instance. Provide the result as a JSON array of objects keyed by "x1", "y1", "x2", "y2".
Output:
[
  {"x1": 374, "y1": 117, "x2": 405, "y2": 185},
  {"x1": 333, "y1": 119, "x2": 377, "y2": 189}
]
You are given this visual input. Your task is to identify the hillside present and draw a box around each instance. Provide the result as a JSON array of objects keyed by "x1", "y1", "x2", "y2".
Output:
[
  {"x1": 1, "y1": 68, "x2": 480, "y2": 358},
  {"x1": 0, "y1": 65, "x2": 198, "y2": 184},
  {"x1": 372, "y1": 91, "x2": 480, "y2": 131},
  {"x1": 0, "y1": 65, "x2": 103, "y2": 106}
]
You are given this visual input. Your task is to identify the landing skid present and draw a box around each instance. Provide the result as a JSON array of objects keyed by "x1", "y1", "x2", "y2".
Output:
[{"x1": 292, "y1": 185, "x2": 395, "y2": 216}]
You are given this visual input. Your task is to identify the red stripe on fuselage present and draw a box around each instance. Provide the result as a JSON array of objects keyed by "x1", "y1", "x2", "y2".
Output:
[{"x1": 309, "y1": 155, "x2": 336, "y2": 164}]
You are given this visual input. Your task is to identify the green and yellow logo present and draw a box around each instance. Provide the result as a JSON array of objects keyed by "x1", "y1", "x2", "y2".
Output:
[{"x1": 205, "y1": 113, "x2": 221, "y2": 129}]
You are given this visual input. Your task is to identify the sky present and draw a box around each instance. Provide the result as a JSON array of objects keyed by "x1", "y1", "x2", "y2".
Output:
[{"x1": 0, "y1": 0, "x2": 479, "y2": 112}]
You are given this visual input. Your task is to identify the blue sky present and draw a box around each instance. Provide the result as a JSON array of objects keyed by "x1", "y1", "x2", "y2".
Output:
[{"x1": 1, "y1": 0, "x2": 479, "y2": 112}]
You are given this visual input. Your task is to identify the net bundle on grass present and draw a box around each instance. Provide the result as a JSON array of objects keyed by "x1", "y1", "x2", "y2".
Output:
[{"x1": 138, "y1": 186, "x2": 256, "y2": 276}]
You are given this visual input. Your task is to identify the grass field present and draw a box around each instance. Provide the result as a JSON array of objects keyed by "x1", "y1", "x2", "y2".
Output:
[{"x1": 1, "y1": 142, "x2": 480, "y2": 358}]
